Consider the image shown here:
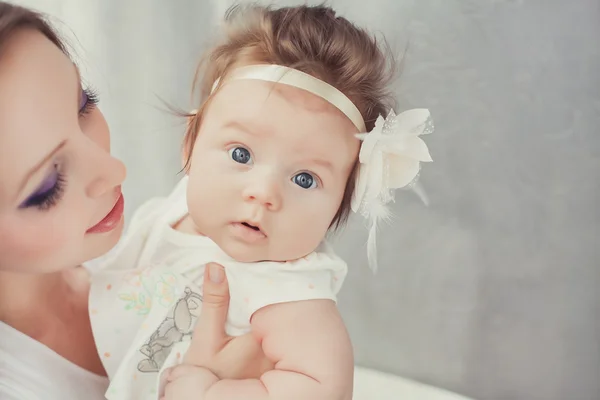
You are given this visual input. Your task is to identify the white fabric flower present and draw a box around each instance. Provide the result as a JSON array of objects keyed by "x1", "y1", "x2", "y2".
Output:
[{"x1": 350, "y1": 108, "x2": 434, "y2": 271}]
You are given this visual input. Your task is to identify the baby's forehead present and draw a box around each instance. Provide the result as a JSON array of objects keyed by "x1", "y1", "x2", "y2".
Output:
[{"x1": 205, "y1": 79, "x2": 360, "y2": 163}]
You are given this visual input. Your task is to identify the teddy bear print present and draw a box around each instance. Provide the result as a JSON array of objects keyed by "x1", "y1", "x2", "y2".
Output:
[{"x1": 136, "y1": 287, "x2": 203, "y2": 373}]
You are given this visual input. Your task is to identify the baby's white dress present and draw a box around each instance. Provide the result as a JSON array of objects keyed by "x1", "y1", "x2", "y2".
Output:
[{"x1": 89, "y1": 177, "x2": 348, "y2": 399}]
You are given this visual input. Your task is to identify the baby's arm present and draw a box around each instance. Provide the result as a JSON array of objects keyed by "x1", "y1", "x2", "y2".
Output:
[{"x1": 203, "y1": 299, "x2": 354, "y2": 400}]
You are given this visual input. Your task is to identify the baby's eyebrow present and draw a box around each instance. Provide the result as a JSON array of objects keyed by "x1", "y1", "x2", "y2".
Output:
[
  {"x1": 309, "y1": 157, "x2": 334, "y2": 173},
  {"x1": 222, "y1": 120, "x2": 264, "y2": 138}
]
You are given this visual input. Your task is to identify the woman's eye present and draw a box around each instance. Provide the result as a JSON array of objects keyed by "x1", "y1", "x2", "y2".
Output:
[
  {"x1": 79, "y1": 87, "x2": 99, "y2": 116},
  {"x1": 292, "y1": 172, "x2": 317, "y2": 189},
  {"x1": 19, "y1": 166, "x2": 66, "y2": 211},
  {"x1": 229, "y1": 147, "x2": 252, "y2": 165}
]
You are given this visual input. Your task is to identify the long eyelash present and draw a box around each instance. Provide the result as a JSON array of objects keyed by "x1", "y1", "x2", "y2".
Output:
[
  {"x1": 22, "y1": 173, "x2": 67, "y2": 211},
  {"x1": 80, "y1": 87, "x2": 99, "y2": 116}
]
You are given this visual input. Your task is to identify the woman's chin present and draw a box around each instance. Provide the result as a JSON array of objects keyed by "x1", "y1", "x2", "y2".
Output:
[{"x1": 82, "y1": 219, "x2": 125, "y2": 262}]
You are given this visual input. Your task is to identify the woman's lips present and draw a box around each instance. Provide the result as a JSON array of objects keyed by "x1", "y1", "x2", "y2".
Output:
[{"x1": 86, "y1": 193, "x2": 125, "y2": 234}]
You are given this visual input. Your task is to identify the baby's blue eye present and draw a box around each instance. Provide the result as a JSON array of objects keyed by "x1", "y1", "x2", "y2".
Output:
[
  {"x1": 229, "y1": 147, "x2": 252, "y2": 164},
  {"x1": 293, "y1": 172, "x2": 316, "y2": 189}
]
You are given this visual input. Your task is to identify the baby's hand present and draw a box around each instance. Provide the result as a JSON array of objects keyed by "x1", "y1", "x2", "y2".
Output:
[
  {"x1": 162, "y1": 365, "x2": 218, "y2": 400},
  {"x1": 185, "y1": 263, "x2": 274, "y2": 380},
  {"x1": 204, "y1": 332, "x2": 273, "y2": 380}
]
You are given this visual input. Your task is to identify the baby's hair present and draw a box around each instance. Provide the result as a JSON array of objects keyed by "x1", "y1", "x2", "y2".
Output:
[{"x1": 184, "y1": 3, "x2": 396, "y2": 229}]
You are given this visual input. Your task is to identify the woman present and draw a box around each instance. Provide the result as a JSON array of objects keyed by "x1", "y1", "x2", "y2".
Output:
[{"x1": 0, "y1": 3, "x2": 254, "y2": 399}]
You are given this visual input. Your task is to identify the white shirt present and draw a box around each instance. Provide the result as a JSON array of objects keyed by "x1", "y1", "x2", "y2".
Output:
[
  {"x1": 0, "y1": 322, "x2": 108, "y2": 400},
  {"x1": 88, "y1": 176, "x2": 348, "y2": 399}
]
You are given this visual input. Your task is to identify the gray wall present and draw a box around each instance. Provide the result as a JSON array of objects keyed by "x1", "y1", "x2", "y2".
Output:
[{"x1": 15, "y1": 0, "x2": 600, "y2": 399}]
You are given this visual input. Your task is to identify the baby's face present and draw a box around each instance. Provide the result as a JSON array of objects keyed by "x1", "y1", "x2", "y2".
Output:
[{"x1": 186, "y1": 79, "x2": 360, "y2": 262}]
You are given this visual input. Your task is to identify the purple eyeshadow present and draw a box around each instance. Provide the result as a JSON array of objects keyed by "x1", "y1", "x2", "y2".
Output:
[
  {"x1": 79, "y1": 89, "x2": 88, "y2": 110},
  {"x1": 37, "y1": 169, "x2": 58, "y2": 193},
  {"x1": 20, "y1": 169, "x2": 58, "y2": 207}
]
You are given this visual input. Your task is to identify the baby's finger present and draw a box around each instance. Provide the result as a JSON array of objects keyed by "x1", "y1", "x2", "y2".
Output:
[
  {"x1": 184, "y1": 263, "x2": 230, "y2": 364},
  {"x1": 163, "y1": 365, "x2": 220, "y2": 399}
]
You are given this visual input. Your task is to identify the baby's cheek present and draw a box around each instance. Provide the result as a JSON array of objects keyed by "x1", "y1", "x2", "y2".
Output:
[
  {"x1": 187, "y1": 169, "x2": 226, "y2": 213},
  {"x1": 307, "y1": 196, "x2": 339, "y2": 230},
  {"x1": 186, "y1": 181, "x2": 208, "y2": 216},
  {"x1": 277, "y1": 205, "x2": 330, "y2": 258}
]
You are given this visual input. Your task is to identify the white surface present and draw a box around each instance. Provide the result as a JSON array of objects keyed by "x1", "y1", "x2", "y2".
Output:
[
  {"x1": 353, "y1": 366, "x2": 474, "y2": 400},
  {"x1": 0, "y1": 322, "x2": 108, "y2": 400}
]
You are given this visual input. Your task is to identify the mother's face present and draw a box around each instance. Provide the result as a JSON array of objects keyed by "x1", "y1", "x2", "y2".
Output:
[{"x1": 0, "y1": 30, "x2": 126, "y2": 273}]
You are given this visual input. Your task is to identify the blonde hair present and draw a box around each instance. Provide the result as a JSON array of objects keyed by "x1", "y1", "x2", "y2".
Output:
[{"x1": 184, "y1": 3, "x2": 396, "y2": 228}]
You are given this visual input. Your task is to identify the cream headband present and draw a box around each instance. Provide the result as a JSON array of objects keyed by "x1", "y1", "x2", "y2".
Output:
[
  {"x1": 213, "y1": 65, "x2": 366, "y2": 132},
  {"x1": 211, "y1": 64, "x2": 434, "y2": 271}
]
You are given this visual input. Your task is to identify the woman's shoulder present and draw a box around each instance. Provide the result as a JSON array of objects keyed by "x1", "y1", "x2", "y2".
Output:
[{"x1": 0, "y1": 322, "x2": 109, "y2": 400}]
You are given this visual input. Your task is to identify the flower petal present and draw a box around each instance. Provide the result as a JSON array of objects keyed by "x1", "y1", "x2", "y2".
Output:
[
  {"x1": 365, "y1": 152, "x2": 384, "y2": 203},
  {"x1": 383, "y1": 136, "x2": 432, "y2": 162},
  {"x1": 393, "y1": 109, "x2": 431, "y2": 136},
  {"x1": 358, "y1": 132, "x2": 381, "y2": 163},
  {"x1": 373, "y1": 114, "x2": 386, "y2": 131},
  {"x1": 385, "y1": 155, "x2": 421, "y2": 189}
]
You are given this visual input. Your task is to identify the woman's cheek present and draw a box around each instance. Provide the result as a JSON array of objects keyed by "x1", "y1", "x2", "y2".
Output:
[{"x1": 0, "y1": 215, "x2": 69, "y2": 271}]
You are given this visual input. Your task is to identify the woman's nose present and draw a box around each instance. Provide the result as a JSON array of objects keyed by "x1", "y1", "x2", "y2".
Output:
[{"x1": 86, "y1": 154, "x2": 127, "y2": 198}]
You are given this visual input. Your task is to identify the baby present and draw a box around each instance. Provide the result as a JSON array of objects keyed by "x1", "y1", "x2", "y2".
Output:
[{"x1": 89, "y1": 4, "x2": 433, "y2": 400}]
